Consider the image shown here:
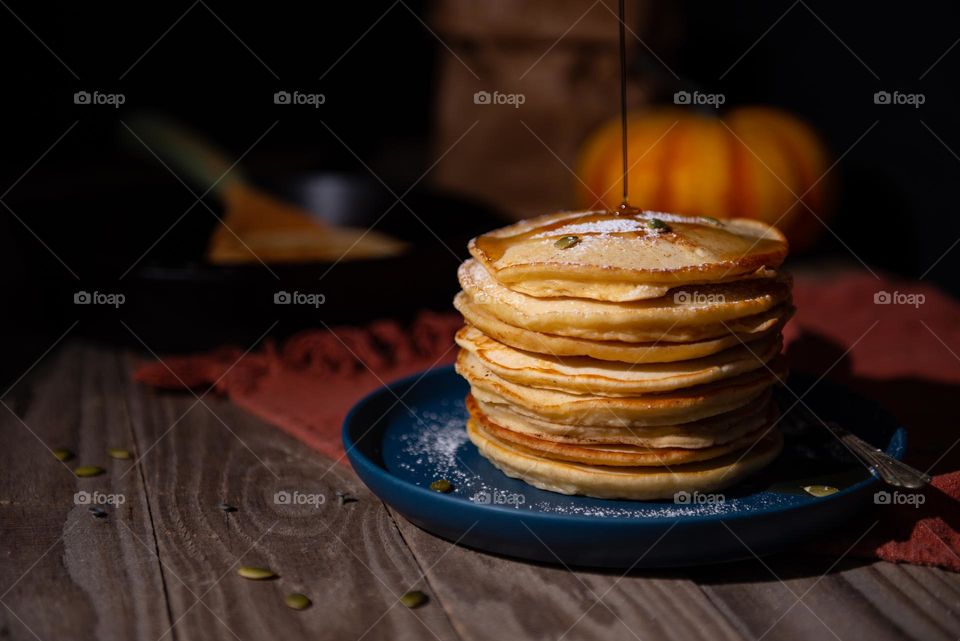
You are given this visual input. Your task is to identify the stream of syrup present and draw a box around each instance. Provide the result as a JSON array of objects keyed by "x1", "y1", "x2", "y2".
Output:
[
  {"x1": 617, "y1": 0, "x2": 633, "y2": 214},
  {"x1": 472, "y1": 1, "x2": 701, "y2": 263}
]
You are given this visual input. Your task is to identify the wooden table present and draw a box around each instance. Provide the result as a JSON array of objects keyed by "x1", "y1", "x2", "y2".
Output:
[{"x1": 2, "y1": 343, "x2": 959, "y2": 641}]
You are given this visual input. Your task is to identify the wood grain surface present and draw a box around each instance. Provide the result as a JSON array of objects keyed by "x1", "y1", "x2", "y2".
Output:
[{"x1": 1, "y1": 342, "x2": 958, "y2": 641}]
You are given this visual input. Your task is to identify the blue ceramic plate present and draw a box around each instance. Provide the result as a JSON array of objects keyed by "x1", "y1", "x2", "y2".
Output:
[{"x1": 343, "y1": 366, "x2": 906, "y2": 568}]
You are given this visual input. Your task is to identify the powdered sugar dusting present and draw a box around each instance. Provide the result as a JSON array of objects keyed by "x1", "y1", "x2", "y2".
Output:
[{"x1": 533, "y1": 218, "x2": 647, "y2": 237}]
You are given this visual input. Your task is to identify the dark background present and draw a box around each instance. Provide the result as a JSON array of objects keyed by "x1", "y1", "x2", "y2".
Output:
[{"x1": 1, "y1": 1, "x2": 958, "y2": 379}]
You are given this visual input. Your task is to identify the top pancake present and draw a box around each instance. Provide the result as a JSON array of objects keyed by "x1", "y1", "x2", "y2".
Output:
[{"x1": 468, "y1": 210, "x2": 787, "y2": 301}]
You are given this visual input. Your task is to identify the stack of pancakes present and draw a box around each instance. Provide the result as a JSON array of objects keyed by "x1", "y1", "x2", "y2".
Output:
[{"x1": 453, "y1": 210, "x2": 793, "y2": 500}]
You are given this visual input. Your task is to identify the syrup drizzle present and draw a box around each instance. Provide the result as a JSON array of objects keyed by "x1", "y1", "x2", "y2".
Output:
[{"x1": 616, "y1": 0, "x2": 635, "y2": 214}]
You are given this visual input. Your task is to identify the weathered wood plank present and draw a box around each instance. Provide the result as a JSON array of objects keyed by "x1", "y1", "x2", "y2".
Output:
[
  {"x1": 391, "y1": 512, "x2": 747, "y2": 641},
  {"x1": 695, "y1": 554, "x2": 960, "y2": 641},
  {"x1": 0, "y1": 344, "x2": 173, "y2": 641},
  {"x1": 122, "y1": 349, "x2": 462, "y2": 641}
]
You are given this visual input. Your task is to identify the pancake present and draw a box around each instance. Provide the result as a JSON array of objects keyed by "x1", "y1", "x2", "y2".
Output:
[
  {"x1": 457, "y1": 349, "x2": 788, "y2": 427},
  {"x1": 468, "y1": 392, "x2": 776, "y2": 448},
  {"x1": 467, "y1": 418, "x2": 784, "y2": 499},
  {"x1": 455, "y1": 292, "x2": 793, "y2": 364},
  {"x1": 459, "y1": 259, "x2": 792, "y2": 343},
  {"x1": 472, "y1": 417, "x2": 771, "y2": 466},
  {"x1": 505, "y1": 266, "x2": 779, "y2": 303},
  {"x1": 468, "y1": 395, "x2": 777, "y2": 466},
  {"x1": 456, "y1": 324, "x2": 782, "y2": 395},
  {"x1": 468, "y1": 210, "x2": 787, "y2": 301}
]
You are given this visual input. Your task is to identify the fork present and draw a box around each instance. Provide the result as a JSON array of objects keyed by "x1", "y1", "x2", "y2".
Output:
[{"x1": 781, "y1": 403, "x2": 931, "y2": 489}]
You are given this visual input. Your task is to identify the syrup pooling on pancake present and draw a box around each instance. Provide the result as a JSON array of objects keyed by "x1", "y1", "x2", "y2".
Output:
[
  {"x1": 470, "y1": 210, "x2": 788, "y2": 300},
  {"x1": 453, "y1": 208, "x2": 792, "y2": 500}
]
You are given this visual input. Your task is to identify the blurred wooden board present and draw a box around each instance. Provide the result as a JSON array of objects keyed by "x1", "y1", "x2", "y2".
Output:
[{"x1": 0, "y1": 342, "x2": 958, "y2": 641}]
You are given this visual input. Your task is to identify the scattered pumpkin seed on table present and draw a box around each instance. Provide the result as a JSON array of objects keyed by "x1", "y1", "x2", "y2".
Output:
[
  {"x1": 74, "y1": 466, "x2": 105, "y2": 478},
  {"x1": 400, "y1": 591, "x2": 427, "y2": 608},
  {"x1": 803, "y1": 485, "x2": 839, "y2": 497},
  {"x1": 52, "y1": 448, "x2": 74, "y2": 462},
  {"x1": 429, "y1": 479, "x2": 452, "y2": 493},
  {"x1": 284, "y1": 593, "x2": 311, "y2": 610},
  {"x1": 238, "y1": 566, "x2": 276, "y2": 580},
  {"x1": 106, "y1": 448, "x2": 132, "y2": 460}
]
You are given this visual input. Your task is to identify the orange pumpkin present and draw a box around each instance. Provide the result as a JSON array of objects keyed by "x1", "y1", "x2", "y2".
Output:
[{"x1": 576, "y1": 106, "x2": 833, "y2": 251}]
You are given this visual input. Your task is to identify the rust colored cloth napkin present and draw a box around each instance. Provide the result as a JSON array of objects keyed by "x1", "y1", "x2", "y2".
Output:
[
  {"x1": 134, "y1": 273, "x2": 960, "y2": 571},
  {"x1": 134, "y1": 311, "x2": 462, "y2": 463}
]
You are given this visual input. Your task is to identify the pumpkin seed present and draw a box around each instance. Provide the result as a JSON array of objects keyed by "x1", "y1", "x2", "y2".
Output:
[
  {"x1": 106, "y1": 448, "x2": 132, "y2": 460},
  {"x1": 284, "y1": 593, "x2": 311, "y2": 610},
  {"x1": 429, "y1": 479, "x2": 452, "y2": 493},
  {"x1": 803, "y1": 485, "x2": 838, "y2": 497},
  {"x1": 238, "y1": 566, "x2": 276, "y2": 580},
  {"x1": 647, "y1": 218, "x2": 671, "y2": 233},
  {"x1": 216, "y1": 502, "x2": 237, "y2": 513},
  {"x1": 400, "y1": 590, "x2": 427, "y2": 609},
  {"x1": 74, "y1": 466, "x2": 105, "y2": 478},
  {"x1": 53, "y1": 448, "x2": 74, "y2": 462},
  {"x1": 554, "y1": 235, "x2": 581, "y2": 249}
]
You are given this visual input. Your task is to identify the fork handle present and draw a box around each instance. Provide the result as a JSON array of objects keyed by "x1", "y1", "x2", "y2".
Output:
[{"x1": 831, "y1": 423, "x2": 931, "y2": 489}]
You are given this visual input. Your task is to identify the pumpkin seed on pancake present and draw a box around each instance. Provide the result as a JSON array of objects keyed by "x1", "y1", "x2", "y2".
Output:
[
  {"x1": 467, "y1": 418, "x2": 784, "y2": 500},
  {"x1": 457, "y1": 349, "x2": 787, "y2": 428},
  {"x1": 468, "y1": 210, "x2": 787, "y2": 301},
  {"x1": 467, "y1": 392, "x2": 776, "y2": 449},
  {"x1": 456, "y1": 324, "x2": 781, "y2": 396},
  {"x1": 455, "y1": 292, "x2": 793, "y2": 364},
  {"x1": 458, "y1": 259, "x2": 791, "y2": 343}
]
